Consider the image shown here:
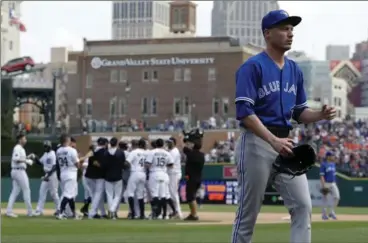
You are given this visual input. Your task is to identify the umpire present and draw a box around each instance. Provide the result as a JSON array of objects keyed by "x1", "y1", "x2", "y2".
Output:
[{"x1": 182, "y1": 128, "x2": 205, "y2": 221}]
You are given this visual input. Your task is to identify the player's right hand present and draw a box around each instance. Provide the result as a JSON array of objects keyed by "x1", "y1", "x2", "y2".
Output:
[{"x1": 270, "y1": 137, "x2": 294, "y2": 157}]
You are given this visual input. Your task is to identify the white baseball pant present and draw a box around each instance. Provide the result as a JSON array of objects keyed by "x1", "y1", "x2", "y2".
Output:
[
  {"x1": 36, "y1": 173, "x2": 59, "y2": 213},
  {"x1": 105, "y1": 180, "x2": 123, "y2": 212},
  {"x1": 6, "y1": 169, "x2": 33, "y2": 215},
  {"x1": 168, "y1": 172, "x2": 182, "y2": 215},
  {"x1": 149, "y1": 171, "x2": 169, "y2": 198}
]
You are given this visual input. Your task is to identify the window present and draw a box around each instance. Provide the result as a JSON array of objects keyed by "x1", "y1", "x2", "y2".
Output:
[
  {"x1": 183, "y1": 97, "x2": 190, "y2": 115},
  {"x1": 208, "y1": 68, "x2": 216, "y2": 81},
  {"x1": 129, "y1": 2, "x2": 136, "y2": 18},
  {"x1": 337, "y1": 110, "x2": 341, "y2": 118},
  {"x1": 137, "y1": 1, "x2": 144, "y2": 18},
  {"x1": 152, "y1": 70, "x2": 158, "y2": 81},
  {"x1": 183, "y1": 68, "x2": 191, "y2": 81},
  {"x1": 141, "y1": 97, "x2": 148, "y2": 115},
  {"x1": 174, "y1": 98, "x2": 181, "y2": 115},
  {"x1": 113, "y1": 2, "x2": 119, "y2": 19},
  {"x1": 85, "y1": 99, "x2": 92, "y2": 117},
  {"x1": 110, "y1": 70, "x2": 118, "y2": 83},
  {"x1": 173, "y1": 9, "x2": 180, "y2": 24},
  {"x1": 119, "y1": 70, "x2": 127, "y2": 83},
  {"x1": 151, "y1": 98, "x2": 157, "y2": 115},
  {"x1": 212, "y1": 98, "x2": 220, "y2": 115},
  {"x1": 9, "y1": 41, "x2": 13, "y2": 50},
  {"x1": 142, "y1": 70, "x2": 150, "y2": 81},
  {"x1": 110, "y1": 97, "x2": 117, "y2": 117},
  {"x1": 76, "y1": 99, "x2": 82, "y2": 117},
  {"x1": 121, "y1": 2, "x2": 128, "y2": 19},
  {"x1": 222, "y1": 98, "x2": 229, "y2": 115},
  {"x1": 146, "y1": 2, "x2": 152, "y2": 18},
  {"x1": 86, "y1": 74, "x2": 93, "y2": 88},
  {"x1": 174, "y1": 68, "x2": 182, "y2": 81},
  {"x1": 119, "y1": 98, "x2": 126, "y2": 116}
]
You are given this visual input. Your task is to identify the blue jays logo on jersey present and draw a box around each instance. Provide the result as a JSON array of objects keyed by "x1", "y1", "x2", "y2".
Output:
[
  {"x1": 46, "y1": 158, "x2": 52, "y2": 164},
  {"x1": 258, "y1": 81, "x2": 297, "y2": 99}
]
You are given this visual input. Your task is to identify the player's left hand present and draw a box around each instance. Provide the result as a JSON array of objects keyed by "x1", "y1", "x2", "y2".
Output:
[
  {"x1": 41, "y1": 176, "x2": 49, "y2": 182},
  {"x1": 321, "y1": 105, "x2": 336, "y2": 120}
]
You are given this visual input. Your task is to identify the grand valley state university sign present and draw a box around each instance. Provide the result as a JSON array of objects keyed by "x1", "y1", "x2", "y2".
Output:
[{"x1": 90, "y1": 56, "x2": 215, "y2": 69}]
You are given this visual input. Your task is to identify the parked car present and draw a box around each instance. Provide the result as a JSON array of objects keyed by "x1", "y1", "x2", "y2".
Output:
[{"x1": 1, "y1": 56, "x2": 35, "y2": 76}]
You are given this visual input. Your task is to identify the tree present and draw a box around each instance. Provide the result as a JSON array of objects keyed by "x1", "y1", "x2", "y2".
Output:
[{"x1": 1, "y1": 77, "x2": 14, "y2": 139}]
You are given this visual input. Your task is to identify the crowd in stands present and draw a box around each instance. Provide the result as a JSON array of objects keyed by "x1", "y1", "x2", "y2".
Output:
[
  {"x1": 205, "y1": 118, "x2": 368, "y2": 178},
  {"x1": 292, "y1": 118, "x2": 368, "y2": 178}
]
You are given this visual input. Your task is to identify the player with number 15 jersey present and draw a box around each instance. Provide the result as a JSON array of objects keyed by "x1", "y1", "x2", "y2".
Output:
[{"x1": 145, "y1": 139, "x2": 173, "y2": 219}]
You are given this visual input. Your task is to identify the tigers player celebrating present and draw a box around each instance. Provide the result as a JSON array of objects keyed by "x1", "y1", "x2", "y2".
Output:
[
  {"x1": 125, "y1": 139, "x2": 148, "y2": 219},
  {"x1": 6, "y1": 133, "x2": 35, "y2": 217},
  {"x1": 145, "y1": 138, "x2": 174, "y2": 219},
  {"x1": 166, "y1": 137, "x2": 183, "y2": 219},
  {"x1": 56, "y1": 134, "x2": 91, "y2": 220},
  {"x1": 34, "y1": 140, "x2": 60, "y2": 216}
]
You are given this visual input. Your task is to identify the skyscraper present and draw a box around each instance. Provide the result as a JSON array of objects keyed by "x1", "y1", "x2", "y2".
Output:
[
  {"x1": 1, "y1": 1, "x2": 23, "y2": 64},
  {"x1": 111, "y1": 1, "x2": 170, "y2": 40},
  {"x1": 211, "y1": 0, "x2": 279, "y2": 47}
]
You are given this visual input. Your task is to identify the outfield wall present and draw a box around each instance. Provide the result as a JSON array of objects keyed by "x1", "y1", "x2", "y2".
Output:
[{"x1": 1, "y1": 165, "x2": 367, "y2": 207}]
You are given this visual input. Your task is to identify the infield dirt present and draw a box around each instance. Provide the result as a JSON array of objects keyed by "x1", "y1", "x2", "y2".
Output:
[{"x1": 3, "y1": 209, "x2": 368, "y2": 226}]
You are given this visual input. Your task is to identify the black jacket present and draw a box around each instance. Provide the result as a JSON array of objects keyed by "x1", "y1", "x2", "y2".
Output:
[
  {"x1": 102, "y1": 148, "x2": 125, "y2": 182},
  {"x1": 85, "y1": 147, "x2": 106, "y2": 179},
  {"x1": 183, "y1": 147, "x2": 205, "y2": 182}
]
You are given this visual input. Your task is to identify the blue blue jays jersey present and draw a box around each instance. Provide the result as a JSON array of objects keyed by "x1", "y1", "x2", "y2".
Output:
[
  {"x1": 320, "y1": 161, "x2": 336, "y2": 183},
  {"x1": 235, "y1": 51, "x2": 308, "y2": 128}
]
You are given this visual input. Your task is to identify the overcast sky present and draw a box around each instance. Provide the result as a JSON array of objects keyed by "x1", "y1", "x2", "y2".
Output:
[{"x1": 20, "y1": 1, "x2": 368, "y2": 63}]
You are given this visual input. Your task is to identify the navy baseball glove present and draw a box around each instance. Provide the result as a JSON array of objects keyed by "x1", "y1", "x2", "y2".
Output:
[{"x1": 273, "y1": 144, "x2": 316, "y2": 177}]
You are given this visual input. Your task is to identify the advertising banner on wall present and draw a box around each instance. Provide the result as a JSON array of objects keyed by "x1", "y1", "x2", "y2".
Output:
[
  {"x1": 179, "y1": 180, "x2": 284, "y2": 205},
  {"x1": 308, "y1": 179, "x2": 324, "y2": 207}
]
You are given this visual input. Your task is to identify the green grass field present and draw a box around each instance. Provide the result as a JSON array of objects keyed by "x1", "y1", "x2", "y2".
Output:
[{"x1": 2, "y1": 203, "x2": 368, "y2": 243}]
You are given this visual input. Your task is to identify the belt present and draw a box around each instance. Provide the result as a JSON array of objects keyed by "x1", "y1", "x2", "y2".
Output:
[
  {"x1": 266, "y1": 126, "x2": 290, "y2": 138},
  {"x1": 12, "y1": 168, "x2": 25, "y2": 170}
]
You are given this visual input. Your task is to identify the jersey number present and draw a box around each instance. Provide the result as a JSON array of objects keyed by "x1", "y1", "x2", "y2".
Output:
[
  {"x1": 155, "y1": 157, "x2": 165, "y2": 167},
  {"x1": 138, "y1": 157, "x2": 145, "y2": 167},
  {"x1": 58, "y1": 157, "x2": 68, "y2": 167}
]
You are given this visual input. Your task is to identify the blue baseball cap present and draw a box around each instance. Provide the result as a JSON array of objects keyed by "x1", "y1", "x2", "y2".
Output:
[
  {"x1": 262, "y1": 10, "x2": 302, "y2": 32},
  {"x1": 325, "y1": 151, "x2": 334, "y2": 157}
]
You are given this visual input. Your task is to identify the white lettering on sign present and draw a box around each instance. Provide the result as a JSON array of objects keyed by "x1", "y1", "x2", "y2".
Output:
[{"x1": 90, "y1": 57, "x2": 215, "y2": 69}]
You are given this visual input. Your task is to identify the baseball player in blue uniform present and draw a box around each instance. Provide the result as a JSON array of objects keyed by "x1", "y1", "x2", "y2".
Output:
[
  {"x1": 232, "y1": 10, "x2": 336, "y2": 243},
  {"x1": 320, "y1": 151, "x2": 339, "y2": 220}
]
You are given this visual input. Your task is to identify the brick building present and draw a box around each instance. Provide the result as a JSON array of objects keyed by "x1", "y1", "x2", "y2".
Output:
[{"x1": 66, "y1": 37, "x2": 261, "y2": 128}]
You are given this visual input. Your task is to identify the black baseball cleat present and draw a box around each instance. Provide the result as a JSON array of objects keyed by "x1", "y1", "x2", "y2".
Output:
[
  {"x1": 169, "y1": 212, "x2": 178, "y2": 219},
  {"x1": 184, "y1": 215, "x2": 199, "y2": 221},
  {"x1": 101, "y1": 214, "x2": 108, "y2": 219},
  {"x1": 93, "y1": 214, "x2": 101, "y2": 219},
  {"x1": 53, "y1": 210, "x2": 60, "y2": 216}
]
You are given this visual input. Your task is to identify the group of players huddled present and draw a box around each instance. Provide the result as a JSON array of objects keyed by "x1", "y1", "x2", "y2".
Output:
[{"x1": 5, "y1": 128, "x2": 205, "y2": 221}]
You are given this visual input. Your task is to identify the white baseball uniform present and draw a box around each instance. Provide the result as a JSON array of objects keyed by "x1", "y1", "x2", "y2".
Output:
[
  {"x1": 35, "y1": 150, "x2": 60, "y2": 213},
  {"x1": 146, "y1": 148, "x2": 173, "y2": 198},
  {"x1": 56, "y1": 146, "x2": 79, "y2": 199},
  {"x1": 167, "y1": 147, "x2": 182, "y2": 215},
  {"x1": 126, "y1": 148, "x2": 147, "y2": 199},
  {"x1": 6, "y1": 144, "x2": 33, "y2": 216}
]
